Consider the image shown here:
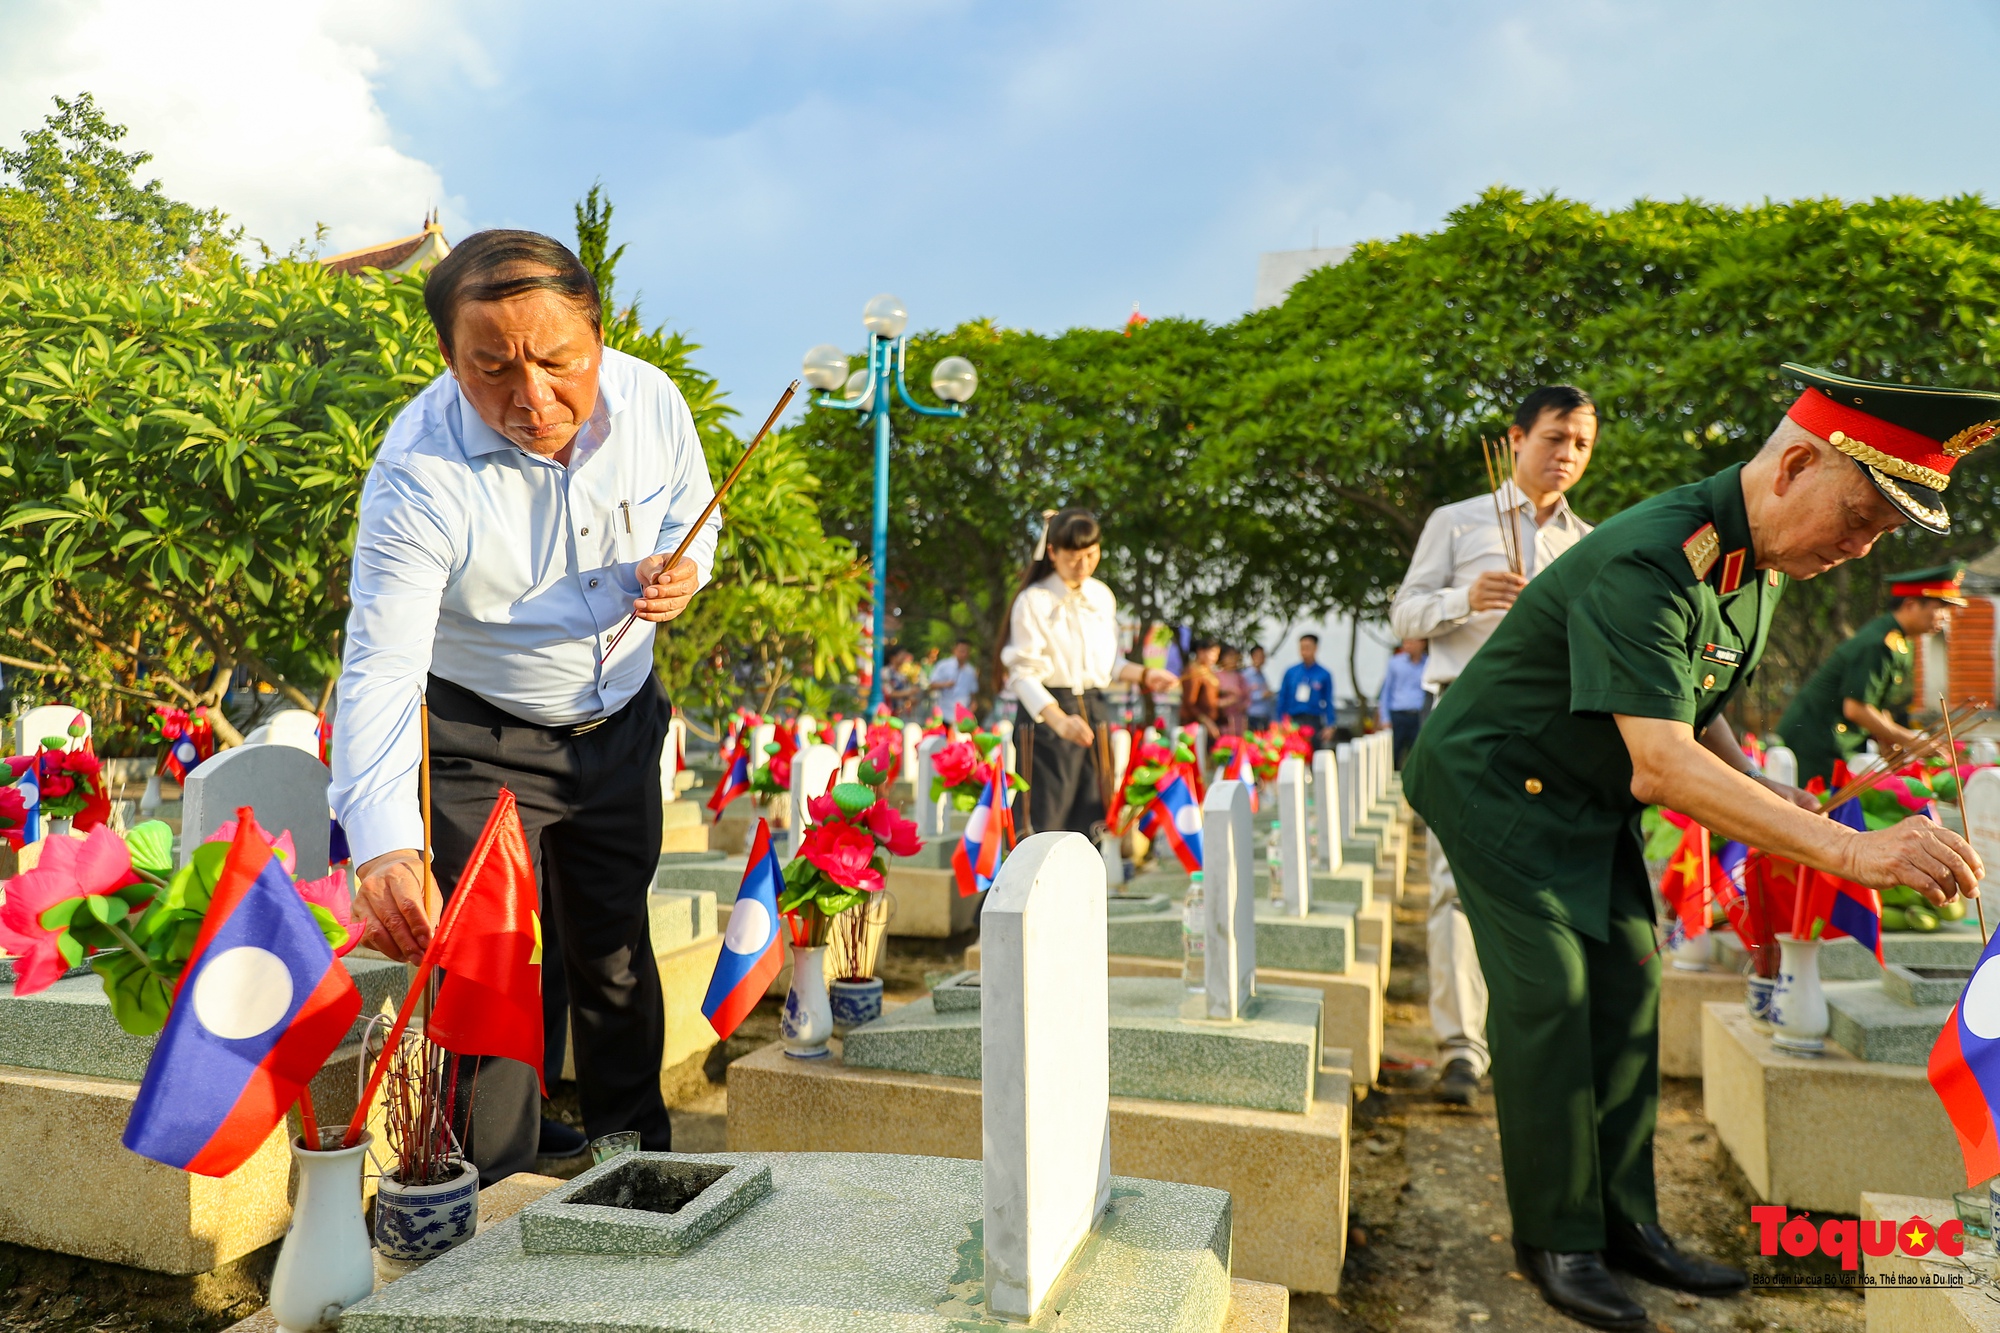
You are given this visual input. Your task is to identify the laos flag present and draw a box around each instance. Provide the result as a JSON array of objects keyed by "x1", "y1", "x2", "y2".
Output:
[
  {"x1": 953, "y1": 760, "x2": 1010, "y2": 898},
  {"x1": 1143, "y1": 772, "x2": 1203, "y2": 872},
  {"x1": 125, "y1": 812, "x2": 362, "y2": 1176},
  {"x1": 707, "y1": 738, "x2": 751, "y2": 823},
  {"x1": 1929, "y1": 929, "x2": 2000, "y2": 1186},
  {"x1": 702, "y1": 820, "x2": 787, "y2": 1040},
  {"x1": 1800, "y1": 796, "x2": 1883, "y2": 963}
]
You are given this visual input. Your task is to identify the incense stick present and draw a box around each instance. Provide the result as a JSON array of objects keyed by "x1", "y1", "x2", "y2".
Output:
[
  {"x1": 598, "y1": 380, "x2": 800, "y2": 663},
  {"x1": 1480, "y1": 438, "x2": 1522, "y2": 576},
  {"x1": 1940, "y1": 695, "x2": 1988, "y2": 946}
]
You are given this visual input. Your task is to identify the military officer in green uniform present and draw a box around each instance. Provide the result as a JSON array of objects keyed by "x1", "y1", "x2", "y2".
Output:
[
  {"x1": 1776, "y1": 564, "x2": 1966, "y2": 784},
  {"x1": 1403, "y1": 365, "x2": 1990, "y2": 1331}
]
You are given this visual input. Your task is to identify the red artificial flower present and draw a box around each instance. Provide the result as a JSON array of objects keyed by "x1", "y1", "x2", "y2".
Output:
[
  {"x1": 296, "y1": 870, "x2": 360, "y2": 957},
  {"x1": 798, "y1": 821, "x2": 884, "y2": 894},
  {"x1": 806, "y1": 793, "x2": 842, "y2": 824},
  {"x1": 932, "y1": 740, "x2": 982, "y2": 789},
  {"x1": 768, "y1": 751, "x2": 793, "y2": 790},
  {"x1": 0, "y1": 785, "x2": 25, "y2": 850},
  {"x1": 0, "y1": 826, "x2": 139, "y2": 995},
  {"x1": 865, "y1": 800, "x2": 924, "y2": 858}
]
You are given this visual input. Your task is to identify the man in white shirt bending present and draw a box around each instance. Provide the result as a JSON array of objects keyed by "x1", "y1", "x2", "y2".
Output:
[{"x1": 1388, "y1": 385, "x2": 1599, "y2": 1107}]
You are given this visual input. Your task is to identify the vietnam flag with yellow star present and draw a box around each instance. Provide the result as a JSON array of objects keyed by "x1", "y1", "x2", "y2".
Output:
[
  {"x1": 1654, "y1": 813, "x2": 1714, "y2": 938},
  {"x1": 425, "y1": 788, "x2": 545, "y2": 1091}
]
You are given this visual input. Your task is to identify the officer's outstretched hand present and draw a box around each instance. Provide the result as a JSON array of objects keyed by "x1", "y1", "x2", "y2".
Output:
[
  {"x1": 355, "y1": 850, "x2": 438, "y2": 963},
  {"x1": 1844, "y1": 821, "x2": 1983, "y2": 906}
]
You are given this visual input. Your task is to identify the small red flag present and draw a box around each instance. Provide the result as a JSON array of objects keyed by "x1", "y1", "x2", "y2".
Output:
[{"x1": 426, "y1": 789, "x2": 545, "y2": 1092}]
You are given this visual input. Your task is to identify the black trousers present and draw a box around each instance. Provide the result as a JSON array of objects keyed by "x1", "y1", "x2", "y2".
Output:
[
  {"x1": 1014, "y1": 689, "x2": 1108, "y2": 837},
  {"x1": 1389, "y1": 709, "x2": 1423, "y2": 769},
  {"x1": 426, "y1": 673, "x2": 671, "y2": 1184}
]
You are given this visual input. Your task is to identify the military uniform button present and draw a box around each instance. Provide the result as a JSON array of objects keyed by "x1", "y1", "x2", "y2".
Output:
[
  {"x1": 1524, "y1": 778, "x2": 1543, "y2": 794},
  {"x1": 1835, "y1": 723, "x2": 1848, "y2": 734}
]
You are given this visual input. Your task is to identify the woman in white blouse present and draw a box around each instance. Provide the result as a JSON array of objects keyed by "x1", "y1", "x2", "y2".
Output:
[{"x1": 998, "y1": 509, "x2": 1180, "y2": 835}]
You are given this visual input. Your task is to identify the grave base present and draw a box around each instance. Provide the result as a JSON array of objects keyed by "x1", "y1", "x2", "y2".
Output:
[
  {"x1": 660, "y1": 799, "x2": 707, "y2": 852},
  {"x1": 1701, "y1": 1003, "x2": 1960, "y2": 1213},
  {"x1": 1858, "y1": 1193, "x2": 2000, "y2": 1333},
  {"x1": 965, "y1": 941, "x2": 1382, "y2": 1089},
  {"x1": 341, "y1": 1152, "x2": 1244, "y2": 1332},
  {"x1": 1658, "y1": 966, "x2": 1744, "y2": 1079},
  {"x1": 0, "y1": 1041, "x2": 382, "y2": 1274},
  {"x1": 726, "y1": 1040, "x2": 1351, "y2": 1293},
  {"x1": 883, "y1": 864, "x2": 984, "y2": 938}
]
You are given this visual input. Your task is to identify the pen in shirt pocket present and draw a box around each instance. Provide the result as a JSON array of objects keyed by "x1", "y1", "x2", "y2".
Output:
[{"x1": 620, "y1": 500, "x2": 632, "y2": 533}]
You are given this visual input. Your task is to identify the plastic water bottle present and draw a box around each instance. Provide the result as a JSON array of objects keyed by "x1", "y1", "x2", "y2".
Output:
[{"x1": 1182, "y1": 871, "x2": 1206, "y2": 993}]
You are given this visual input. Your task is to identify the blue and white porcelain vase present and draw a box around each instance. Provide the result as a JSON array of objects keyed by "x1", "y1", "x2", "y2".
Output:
[
  {"x1": 829, "y1": 976, "x2": 884, "y2": 1032},
  {"x1": 781, "y1": 944, "x2": 834, "y2": 1059},
  {"x1": 1770, "y1": 933, "x2": 1827, "y2": 1055},
  {"x1": 373, "y1": 1157, "x2": 479, "y2": 1263}
]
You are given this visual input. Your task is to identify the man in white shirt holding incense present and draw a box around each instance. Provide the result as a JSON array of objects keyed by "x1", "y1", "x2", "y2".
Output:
[
  {"x1": 332, "y1": 230, "x2": 720, "y2": 1181},
  {"x1": 1389, "y1": 385, "x2": 1599, "y2": 1108}
]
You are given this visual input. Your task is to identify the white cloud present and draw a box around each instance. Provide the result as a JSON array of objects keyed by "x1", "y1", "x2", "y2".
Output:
[{"x1": 0, "y1": 0, "x2": 465, "y2": 255}]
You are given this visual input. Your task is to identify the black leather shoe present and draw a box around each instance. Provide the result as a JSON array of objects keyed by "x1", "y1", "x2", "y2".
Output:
[
  {"x1": 538, "y1": 1117, "x2": 588, "y2": 1157},
  {"x1": 1605, "y1": 1221, "x2": 1748, "y2": 1296},
  {"x1": 1436, "y1": 1057, "x2": 1479, "y2": 1107},
  {"x1": 1513, "y1": 1243, "x2": 1649, "y2": 1331}
]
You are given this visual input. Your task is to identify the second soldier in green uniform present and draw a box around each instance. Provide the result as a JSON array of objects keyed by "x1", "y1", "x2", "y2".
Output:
[
  {"x1": 1403, "y1": 366, "x2": 1987, "y2": 1331},
  {"x1": 1776, "y1": 564, "x2": 1966, "y2": 785}
]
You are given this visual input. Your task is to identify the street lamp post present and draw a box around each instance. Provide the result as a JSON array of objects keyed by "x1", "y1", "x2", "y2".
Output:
[{"x1": 803, "y1": 294, "x2": 978, "y2": 711}]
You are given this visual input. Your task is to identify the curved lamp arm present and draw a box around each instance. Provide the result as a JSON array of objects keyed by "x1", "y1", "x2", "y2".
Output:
[{"x1": 892, "y1": 337, "x2": 966, "y2": 419}]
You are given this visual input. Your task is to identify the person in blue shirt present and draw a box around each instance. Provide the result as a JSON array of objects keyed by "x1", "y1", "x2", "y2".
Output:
[
  {"x1": 1377, "y1": 638, "x2": 1430, "y2": 768},
  {"x1": 1277, "y1": 634, "x2": 1336, "y2": 746}
]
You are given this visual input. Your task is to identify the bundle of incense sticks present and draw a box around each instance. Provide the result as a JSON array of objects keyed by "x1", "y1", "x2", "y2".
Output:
[
  {"x1": 1817, "y1": 699, "x2": 1985, "y2": 810},
  {"x1": 1479, "y1": 437, "x2": 1523, "y2": 576}
]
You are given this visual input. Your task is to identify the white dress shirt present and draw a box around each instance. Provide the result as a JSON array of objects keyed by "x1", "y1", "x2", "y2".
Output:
[
  {"x1": 1000, "y1": 575, "x2": 1133, "y2": 719},
  {"x1": 332, "y1": 347, "x2": 720, "y2": 864},
  {"x1": 928, "y1": 657, "x2": 979, "y2": 712},
  {"x1": 1388, "y1": 479, "x2": 1591, "y2": 692}
]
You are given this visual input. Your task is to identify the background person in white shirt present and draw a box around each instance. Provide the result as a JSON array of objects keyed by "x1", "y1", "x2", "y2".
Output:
[
  {"x1": 928, "y1": 638, "x2": 979, "y2": 716},
  {"x1": 1388, "y1": 385, "x2": 1599, "y2": 1108},
  {"x1": 332, "y1": 230, "x2": 720, "y2": 1180},
  {"x1": 998, "y1": 509, "x2": 1179, "y2": 835}
]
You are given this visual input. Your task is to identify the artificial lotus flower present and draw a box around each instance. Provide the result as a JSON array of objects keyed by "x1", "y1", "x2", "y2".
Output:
[
  {"x1": 0, "y1": 784, "x2": 26, "y2": 851},
  {"x1": 295, "y1": 871, "x2": 360, "y2": 956},
  {"x1": 205, "y1": 819, "x2": 297, "y2": 873},
  {"x1": 0, "y1": 826, "x2": 140, "y2": 995},
  {"x1": 865, "y1": 799, "x2": 924, "y2": 858},
  {"x1": 806, "y1": 793, "x2": 842, "y2": 824},
  {"x1": 798, "y1": 821, "x2": 884, "y2": 894},
  {"x1": 931, "y1": 740, "x2": 982, "y2": 790}
]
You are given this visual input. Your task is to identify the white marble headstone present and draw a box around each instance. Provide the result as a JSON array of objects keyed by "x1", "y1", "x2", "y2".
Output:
[
  {"x1": 1100, "y1": 830, "x2": 1124, "y2": 889},
  {"x1": 1276, "y1": 756, "x2": 1310, "y2": 916},
  {"x1": 750, "y1": 722, "x2": 776, "y2": 774},
  {"x1": 181, "y1": 742, "x2": 331, "y2": 878},
  {"x1": 1202, "y1": 778, "x2": 1256, "y2": 1020},
  {"x1": 1764, "y1": 746, "x2": 1798, "y2": 789},
  {"x1": 1970, "y1": 738, "x2": 1999, "y2": 769},
  {"x1": 660, "y1": 717, "x2": 684, "y2": 802},
  {"x1": 981, "y1": 831, "x2": 1111, "y2": 1322},
  {"x1": 786, "y1": 743, "x2": 841, "y2": 860},
  {"x1": 912, "y1": 735, "x2": 950, "y2": 839},
  {"x1": 901, "y1": 724, "x2": 923, "y2": 790},
  {"x1": 796, "y1": 714, "x2": 816, "y2": 746},
  {"x1": 1311, "y1": 748, "x2": 1343, "y2": 872},
  {"x1": 1963, "y1": 769, "x2": 2000, "y2": 895},
  {"x1": 16, "y1": 705, "x2": 89, "y2": 756},
  {"x1": 1109, "y1": 728, "x2": 1132, "y2": 786},
  {"x1": 832, "y1": 718, "x2": 857, "y2": 758},
  {"x1": 1336, "y1": 743, "x2": 1358, "y2": 841}
]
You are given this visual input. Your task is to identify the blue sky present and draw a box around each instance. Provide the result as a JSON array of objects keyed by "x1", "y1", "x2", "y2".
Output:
[{"x1": 5, "y1": 0, "x2": 2000, "y2": 413}]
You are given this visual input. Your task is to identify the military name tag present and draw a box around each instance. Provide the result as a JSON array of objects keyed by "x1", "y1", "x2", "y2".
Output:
[{"x1": 1701, "y1": 644, "x2": 1743, "y2": 666}]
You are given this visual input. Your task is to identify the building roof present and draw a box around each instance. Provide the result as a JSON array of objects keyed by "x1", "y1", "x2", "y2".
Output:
[{"x1": 321, "y1": 213, "x2": 451, "y2": 277}]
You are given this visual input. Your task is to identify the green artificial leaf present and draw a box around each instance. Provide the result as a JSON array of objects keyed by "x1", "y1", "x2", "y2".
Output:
[
  {"x1": 816, "y1": 887, "x2": 866, "y2": 917},
  {"x1": 830, "y1": 782, "x2": 875, "y2": 817},
  {"x1": 38, "y1": 896, "x2": 85, "y2": 931},
  {"x1": 56, "y1": 931, "x2": 85, "y2": 968},
  {"x1": 857, "y1": 760, "x2": 885, "y2": 786},
  {"x1": 90, "y1": 952, "x2": 173, "y2": 1036},
  {"x1": 81, "y1": 894, "x2": 126, "y2": 926},
  {"x1": 307, "y1": 902, "x2": 350, "y2": 952},
  {"x1": 971, "y1": 734, "x2": 999, "y2": 757},
  {"x1": 124, "y1": 820, "x2": 175, "y2": 874}
]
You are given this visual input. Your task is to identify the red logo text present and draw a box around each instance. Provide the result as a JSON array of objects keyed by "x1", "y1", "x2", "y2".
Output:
[{"x1": 1751, "y1": 1206, "x2": 1963, "y2": 1271}]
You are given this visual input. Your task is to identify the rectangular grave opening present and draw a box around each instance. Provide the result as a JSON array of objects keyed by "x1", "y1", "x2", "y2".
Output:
[
  {"x1": 1909, "y1": 966, "x2": 1973, "y2": 981},
  {"x1": 570, "y1": 1159, "x2": 733, "y2": 1215}
]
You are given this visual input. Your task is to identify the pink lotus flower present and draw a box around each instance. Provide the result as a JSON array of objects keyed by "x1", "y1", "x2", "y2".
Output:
[
  {"x1": 205, "y1": 820, "x2": 296, "y2": 874},
  {"x1": 806, "y1": 793, "x2": 842, "y2": 824},
  {"x1": 798, "y1": 821, "x2": 883, "y2": 894},
  {"x1": 865, "y1": 800, "x2": 924, "y2": 858},
  {"x1": 932, "y1": 741, "x2": 982, "y2": 790},
  {"x1": 0, "y1": 826, "x2": 139, "y2": 994},
  {"x1": 296, "y1": 870, "x2": 360, "y2": 956}
]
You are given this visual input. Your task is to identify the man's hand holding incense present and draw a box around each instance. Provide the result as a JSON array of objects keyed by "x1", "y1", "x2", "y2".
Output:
[
  {"x1": 356, "y1": 850, "x2": 436, "y2": 964},
  {"x1": 633, "y1": 554, "x2": 699, "y2": 623},
  {"x1": 1841, "y1": 819, "x2": 1982, "y2": 907},
  {"x1": 1468, "y1": 569, "x2": 1528, "y2": 612}
]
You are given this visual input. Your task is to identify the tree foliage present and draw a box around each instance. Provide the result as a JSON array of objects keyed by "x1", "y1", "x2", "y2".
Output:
[{"x1": 0, "y1": 93, "x2": 238, "y2": 283}]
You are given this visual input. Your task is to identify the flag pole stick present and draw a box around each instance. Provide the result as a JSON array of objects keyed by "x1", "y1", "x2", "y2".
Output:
[
  {"x1": 420, "y1": 697, "x2": 440, "y2": 1018},
  {"x1": 297, "y1": 1083, "x2": 320, "y2": 1150},
  {"x1": 1940, "y1": 696, "x2": 1987, "y2": 946},
  {"x1": 598, "y1": 379, "x2": 799, "y2": 663}
]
